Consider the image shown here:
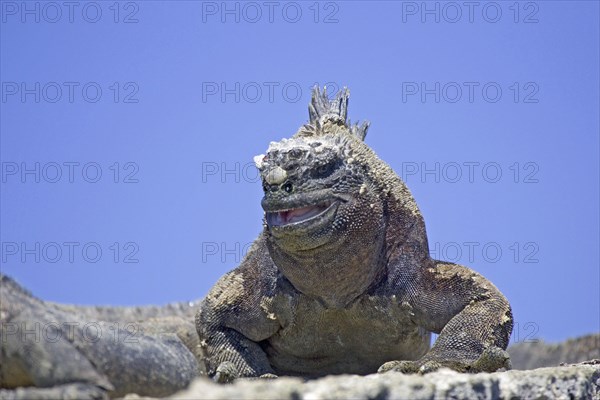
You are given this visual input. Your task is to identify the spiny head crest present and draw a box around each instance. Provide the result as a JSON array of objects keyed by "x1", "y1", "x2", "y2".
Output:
[{"x1": 299, "y1": 86, "x2": 370, "y2": 141}]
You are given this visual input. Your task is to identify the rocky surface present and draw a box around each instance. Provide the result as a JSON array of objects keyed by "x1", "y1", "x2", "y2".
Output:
[
  {"x1": 171, "y1": 361, "x2": 600, "y2": 400},
  {"x1": 509, "y1": 334, "x2": 600, "y2": 370},
  {"x1": 1, "y1": 274, "x2": 599, "y2": 400}
]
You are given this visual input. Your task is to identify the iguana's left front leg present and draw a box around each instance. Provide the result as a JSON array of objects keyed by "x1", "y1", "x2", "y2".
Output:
[{"x1": 381, "y1": 260, "x2": 513, "y2": 374}]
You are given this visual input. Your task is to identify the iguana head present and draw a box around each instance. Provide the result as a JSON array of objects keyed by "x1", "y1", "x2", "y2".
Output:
[
  {"x1": 255, "y1": 88, "x2": 375, "y2": 250},
  {"x1": 254, "y1": 87, "x2": 428, "y2": 307}
]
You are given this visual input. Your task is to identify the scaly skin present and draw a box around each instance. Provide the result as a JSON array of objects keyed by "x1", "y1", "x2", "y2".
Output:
[{"x1": 196, "y1": 87, "x2": 513, "y2": 380}]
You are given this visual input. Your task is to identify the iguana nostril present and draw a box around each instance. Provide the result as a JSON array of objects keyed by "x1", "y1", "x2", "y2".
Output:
[
  {"x1": 263, "y1": 183, "x2": 278, "y2": 192},
  {"x1": 282, "y1": 182, "x2": 293, "y2": 193}
]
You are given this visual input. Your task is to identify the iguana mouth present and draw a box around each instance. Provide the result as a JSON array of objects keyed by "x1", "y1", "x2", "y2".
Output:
[{"x1": 266, "y1": 201, "x2": 335, "y2": 227}]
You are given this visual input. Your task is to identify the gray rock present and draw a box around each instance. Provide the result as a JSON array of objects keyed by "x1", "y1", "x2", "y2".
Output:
[
  {"x1": 172, "y1": 361, "x2": 600, "y2": 400},
  {"x1": 508, "y1": 334, "x2": 600, "y2": 369}
]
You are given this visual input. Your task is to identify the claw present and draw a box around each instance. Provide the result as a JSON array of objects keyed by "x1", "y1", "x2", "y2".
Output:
[
  {"x1": 378, "y1": 360, "x2": 420, "y2": 374},
  {"x1": 471, "y1": 346, "x2": 512, "y2": 373},
  {"x1": 418, "y1": 360, "x2": 443, "y2": 374},
  {"x1": 214, "y1": 361, "x2": 238, "y2": 384}
]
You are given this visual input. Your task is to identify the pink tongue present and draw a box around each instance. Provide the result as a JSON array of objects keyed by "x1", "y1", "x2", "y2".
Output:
[
  {"x1": 286, "y1": 206, "x2": 314, "y2": 220},
  {"x1": 278, "y1": 205, "x2": 324, "y2": 224}
]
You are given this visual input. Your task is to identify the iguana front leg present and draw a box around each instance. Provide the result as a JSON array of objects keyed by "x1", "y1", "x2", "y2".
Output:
[
  {"x1": 381, "y1": 260, "x2": 513, "y2": 374},
  {"x1": 196, "y1": 240, "x2": 281, "y2": 381},
  {"x1": 196, "y1": 323, "x2": 275, "y2": 382}
]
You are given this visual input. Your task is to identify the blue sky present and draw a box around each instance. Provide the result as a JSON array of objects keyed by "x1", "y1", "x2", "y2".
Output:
[{"x1": 1, "y1": 1, "x2": 598, "y2": 344}]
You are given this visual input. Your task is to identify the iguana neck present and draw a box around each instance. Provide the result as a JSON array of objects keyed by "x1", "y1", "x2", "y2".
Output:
[{"x1": 266, "y1": 224, "x2": 387, "y2": 309}]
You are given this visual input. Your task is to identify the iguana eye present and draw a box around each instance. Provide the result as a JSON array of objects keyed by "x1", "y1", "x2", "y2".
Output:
[
  {"x1": 313, "y1": 160, "x2": 339, "y2": 179},
  {"x1": 282, "y1": 182, "x2": 293, "y2": 193}
]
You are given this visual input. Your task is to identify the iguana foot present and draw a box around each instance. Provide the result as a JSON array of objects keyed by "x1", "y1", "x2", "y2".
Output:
[
  {"x1": 214, "y1": 361, "x2": 238, "y2": 383},
  {"x1": 378, "y1": 360, "x2": 420, "y2": 374},
  {"x1": 378, "y1": 359, "x2": 443, "y2": 374},
  {"x1": 419, "y1": 360, "x2": 444, "y2": 374},
  {"x1": 378, "y1": 346, "x2": 511, "y2": 375},
  {"x1": 470, "y1": 346, "x2": 512, "y2": 372}
]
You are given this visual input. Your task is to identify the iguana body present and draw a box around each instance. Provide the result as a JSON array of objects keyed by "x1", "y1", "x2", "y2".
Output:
[
  {"x1": 0, "y1": 275, "x2": 200, "y2": 398},
  {"x1": 196, "y1": 88, "x2": 513, "y2": 379}
]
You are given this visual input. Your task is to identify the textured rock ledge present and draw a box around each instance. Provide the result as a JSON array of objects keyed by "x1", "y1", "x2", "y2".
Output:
[
  {"x1": 168, "y1": 362, "x2": 600, "y2": 400},
  {"x1": 509, "y1": 334, "x2": 600, "y2": 369}
]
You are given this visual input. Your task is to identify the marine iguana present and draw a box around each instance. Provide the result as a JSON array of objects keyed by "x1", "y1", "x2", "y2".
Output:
[{"x1": 196, "y1": 87, "x2": 513, "y2": 381}]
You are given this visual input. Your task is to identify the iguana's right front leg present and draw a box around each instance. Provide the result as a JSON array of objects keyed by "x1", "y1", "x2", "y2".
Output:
[
  {"x1": 197, "y1": 323, "x2": 275, "y2": 381},
  {"x1": 195, "y1": 244, "x2": 281, "y2": 381}
]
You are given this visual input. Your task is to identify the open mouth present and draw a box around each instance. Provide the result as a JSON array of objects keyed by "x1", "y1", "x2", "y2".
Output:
[{"x1": 266, "y1": 201, "x2": 335, "y2": 227}]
